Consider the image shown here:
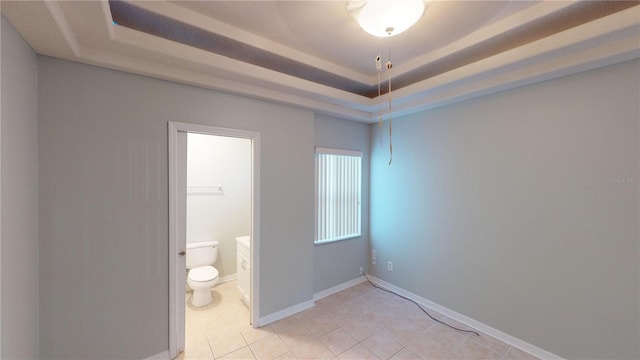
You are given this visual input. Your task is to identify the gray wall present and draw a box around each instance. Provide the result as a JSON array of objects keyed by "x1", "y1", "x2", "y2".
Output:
[
  {"x1": 0, "y1": 16, "x2": 40, "y2": 360},
  {"x1": 38, "y1": 56, "x2": 315, "y2": 359},
  {"x1": 370, "y1": 60, "x2": 640, "y2": 359},
  {"x1": 313, "y1": 114, "x2": 370, "y2": 293}
]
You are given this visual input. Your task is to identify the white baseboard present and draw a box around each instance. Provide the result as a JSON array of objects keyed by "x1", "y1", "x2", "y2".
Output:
[
  {"x1": 217, "y1": 273, "x2": 237, "y2": 284},
  {"x1": 368, "y1": 276, "x2": 563, "y2": 360},
  {"x1": 257, "y1": 299, "x2": 315, "y2": 327},
  {"x1": 313, "y1": 276, "x2": 366, "y2": 301},
  {"x1": 141, "y1": 350, "x2": 169, "y2": 360},
  {"x1": 256, "y1": 276, "x2": 366, "y2": 327},
  {"x1": 253, "y1": 276, "x2": 561, "y2": 359}
]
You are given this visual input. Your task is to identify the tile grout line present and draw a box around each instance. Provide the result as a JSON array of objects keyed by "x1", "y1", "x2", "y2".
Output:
[{"x1": 186, "y1": 281, "x2": 531, "y2": 360}]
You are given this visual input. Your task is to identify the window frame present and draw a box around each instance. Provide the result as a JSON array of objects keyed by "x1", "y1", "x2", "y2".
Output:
[{"x1": 314, "y1": 147, "x2": 363, "y2": 245}]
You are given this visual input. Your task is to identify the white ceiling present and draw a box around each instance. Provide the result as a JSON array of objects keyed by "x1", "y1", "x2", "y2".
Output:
[{"x1": 2, "y1": 1, "x2": 639, "y2": 123}]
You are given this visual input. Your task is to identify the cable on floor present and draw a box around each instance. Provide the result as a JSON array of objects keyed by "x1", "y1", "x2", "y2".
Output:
[{"x1": 362, "y1": 273, "x2": 480, "y2": 337}]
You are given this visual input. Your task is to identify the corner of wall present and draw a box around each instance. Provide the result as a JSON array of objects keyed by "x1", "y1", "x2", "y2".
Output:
[{"x1": 0, "y1": 14, "x2": 40, "y2": 359}]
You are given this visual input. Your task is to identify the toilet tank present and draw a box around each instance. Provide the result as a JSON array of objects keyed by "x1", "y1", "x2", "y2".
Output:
[{"x1": 186, "y1": 241, "x2": 219, "y2": 269}]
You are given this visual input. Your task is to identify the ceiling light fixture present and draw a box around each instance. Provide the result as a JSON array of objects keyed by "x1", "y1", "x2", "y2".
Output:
[
  {"x1": 348, "y1": 1, "x2": 426, "y2": 165},
  {"x1": 349, "y1": 0, "x2": 425, "y2": 38}
]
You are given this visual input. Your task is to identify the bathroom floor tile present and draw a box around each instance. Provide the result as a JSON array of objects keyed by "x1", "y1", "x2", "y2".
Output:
[
  {"x1": 249, "y1": 334, "x2": 290, "y2": 360},
  {"x1": 184, "y1": 327, "x2": 208, "y2": 348},
  {"x1": 178, "y1": 340, "x2": 214, "y2": 359},
  {"x1": 219, "y1": 346, "x2": 257, "y2": 360},
  {"x1": 274, "y1": 351, "x2": 298, "y2": 360},
  {"x1": 203, "y1": 320, "x2": 242, "y2": 340},
  {"x1": 241, "y1": 324, "x2": 277, "y2": 345},
  {"x1": 210, "y1": 331, "x2": 248, "y2": 358}
]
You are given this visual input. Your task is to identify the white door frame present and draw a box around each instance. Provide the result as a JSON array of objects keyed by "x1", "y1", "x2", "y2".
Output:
[{"x1": 168, "y1": 121, "x2": 261, "y2": 359}]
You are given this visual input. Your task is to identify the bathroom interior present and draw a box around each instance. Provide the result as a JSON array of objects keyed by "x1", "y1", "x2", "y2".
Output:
[{"x1": 184, "y1": 133, "x2": 252, "y2": 352}]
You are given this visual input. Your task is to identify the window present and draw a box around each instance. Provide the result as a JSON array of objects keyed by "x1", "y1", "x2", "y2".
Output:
[{"x1": 315, "y1": 147, "x2": 362, "y2": 244}]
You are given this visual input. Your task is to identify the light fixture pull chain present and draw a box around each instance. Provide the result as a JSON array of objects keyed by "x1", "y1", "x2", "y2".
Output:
[
  {"x1": 376, "y1": 53, "x2": 382, "y2": 128},
  {"x1": 386, "y1": 56, "x2": 393, "y2": 166},
  {"x1": 376, "y1": 52, "x2": 384, "y2": 149}
]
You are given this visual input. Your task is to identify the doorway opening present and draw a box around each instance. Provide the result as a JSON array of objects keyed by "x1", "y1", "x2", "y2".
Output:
[{"x1": 168, "y1": 122, "x2": 260, "y2": 359}]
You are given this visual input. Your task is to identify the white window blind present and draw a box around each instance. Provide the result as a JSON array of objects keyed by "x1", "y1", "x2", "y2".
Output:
[{"x1": 315, "y1": 147, "x2": 362, "y2": 244}]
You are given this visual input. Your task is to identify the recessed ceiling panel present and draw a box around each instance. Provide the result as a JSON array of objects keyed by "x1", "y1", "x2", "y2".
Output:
[
  {"x1": 110, "y1": 0, "x2": 637, "y2": 98},
  {"x1": 3, "y1": 0, "x2": 638, "y2": 121}
]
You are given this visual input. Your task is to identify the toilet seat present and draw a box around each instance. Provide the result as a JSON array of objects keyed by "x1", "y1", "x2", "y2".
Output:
[{"x1": 188, "y1": 266, "x2": 218, "y2": 283}]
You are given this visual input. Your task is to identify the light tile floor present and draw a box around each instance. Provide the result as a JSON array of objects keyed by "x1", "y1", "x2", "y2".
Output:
[{"x1": 179, "y1": 280, "x2": 539, "y2": 360}]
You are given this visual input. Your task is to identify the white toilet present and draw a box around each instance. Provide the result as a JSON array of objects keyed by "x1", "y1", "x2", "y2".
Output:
[{"x1": 186, "y1": 240, "x2": 219, "y2": 307}]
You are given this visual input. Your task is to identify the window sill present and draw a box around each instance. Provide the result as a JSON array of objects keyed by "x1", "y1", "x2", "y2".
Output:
[{"x1": 314, "y1": 234, "x2": 361, "y2": 245}]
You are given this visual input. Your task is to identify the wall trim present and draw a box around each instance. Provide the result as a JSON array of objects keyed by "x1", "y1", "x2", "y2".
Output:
[
  {"x1": 254, "y1": 276, "x2": 562, "y2": 359},
  {"x1": 367, "y1": 276, "x2": 564, "y2": 360},
  {"x1": 313, "y1": 276, "x2": 366, "y2": 301},
  {"x1": 257, "y1": 300, "x2": 315, "y2": 327},
  {"x1": 256, "y1": 276, "x2": 367, "y2": 327},
  {"x1": 217, "y1": 274, "x2": 237, "y2": 284},
  {"x1": 168, "y1": 121, "x2": 261, "y2": 359},
  {"x1": 141, "y1": 350, "x2": 169, "y2": 360}
]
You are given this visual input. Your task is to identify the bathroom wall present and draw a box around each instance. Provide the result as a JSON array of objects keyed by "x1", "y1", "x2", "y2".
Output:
[
  {"x1": 0, "y1": 16, "x2": 40, "y2": 359},
  {"x1": 38, "y1": 56, "x2": 314, "y2": 359},
  {"x1": 313, "y1": 114, "x2": 370, "y2": 293},
  {"x1": 187, "y1": 133, "x2": 251, "y2": 278},
  {"x1": 370, "y1": 60, "x2": 640, "y2": 359}
]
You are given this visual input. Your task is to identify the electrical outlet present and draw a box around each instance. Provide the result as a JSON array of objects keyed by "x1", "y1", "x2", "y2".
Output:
[
  {"x1": 372, "y1": 249, "x2": 377, "y2": 265},
  {"x1": 360, "y1": 266, "x2": 364, "y2": 275},
  {"x1": 387, "y1": 261, "x2": 393, "y2": 271}
]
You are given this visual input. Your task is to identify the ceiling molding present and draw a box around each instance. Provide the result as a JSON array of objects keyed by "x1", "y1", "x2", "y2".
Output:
[
  {"x1": 2, "y1": 0, "x2": 638, "y2": 123},
  {"x1": 115, "y1": 0, "x2": 372, "y2": 85},
  {"x1": 43, "y1": 0, "x2": 80, "y2": 56},
  {"x1": 376, "y1": 6, "x2": 640, "y2": 115},
  {"x1": 380, "y1": 1, "x2": 578, "y2": 82}
]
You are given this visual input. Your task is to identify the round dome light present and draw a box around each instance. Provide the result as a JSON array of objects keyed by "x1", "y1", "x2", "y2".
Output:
[{"x1": 357, "y1": 0, "x2": 425, "y2": 38}]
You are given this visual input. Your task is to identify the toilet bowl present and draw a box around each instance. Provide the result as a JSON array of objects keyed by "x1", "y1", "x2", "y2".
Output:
[
  {"x1": 186, "y1": 240, "x2": 219, "y2": 307},
  {"x1": 187, "y1": 265, "x2": 219, "y2": 307}
]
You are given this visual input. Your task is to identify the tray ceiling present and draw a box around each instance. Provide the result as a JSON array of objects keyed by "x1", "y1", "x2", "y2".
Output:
[{"x1": 2, "y1": 1, "x2": 639, "y2": 122}]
